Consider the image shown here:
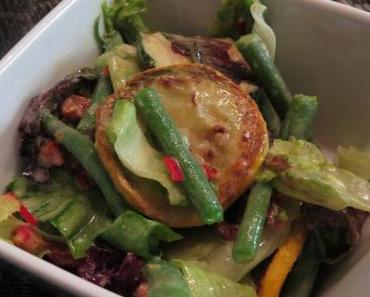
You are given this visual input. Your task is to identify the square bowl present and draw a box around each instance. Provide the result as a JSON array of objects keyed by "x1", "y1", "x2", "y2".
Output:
[{"x1": 0, "y1": 0, "x2": 370, "y2": 296}]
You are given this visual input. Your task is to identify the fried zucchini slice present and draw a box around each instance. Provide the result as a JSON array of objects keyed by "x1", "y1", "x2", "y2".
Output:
[{"x1": 96, "y1": 64, "x2": 268, "y2": 227}]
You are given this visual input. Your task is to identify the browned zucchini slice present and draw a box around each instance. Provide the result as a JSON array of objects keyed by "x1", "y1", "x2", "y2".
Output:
[{"x1": 96, "y1": 64, "x2": 268, "y2": 227}]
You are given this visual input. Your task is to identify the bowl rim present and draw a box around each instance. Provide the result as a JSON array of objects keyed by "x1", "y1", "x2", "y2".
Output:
[{"x1": 0, "y1": 0, "x2": 369, "y2": 296}]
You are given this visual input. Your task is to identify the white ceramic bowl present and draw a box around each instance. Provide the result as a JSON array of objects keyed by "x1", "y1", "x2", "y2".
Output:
[{"x1": 0, "y1": 0, "x2": 369, "y2": 296}]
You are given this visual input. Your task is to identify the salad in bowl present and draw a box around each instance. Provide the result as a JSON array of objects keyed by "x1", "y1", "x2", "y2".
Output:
[{"x1": 1, "y1": 1, "x2": 369, "y2": 297}]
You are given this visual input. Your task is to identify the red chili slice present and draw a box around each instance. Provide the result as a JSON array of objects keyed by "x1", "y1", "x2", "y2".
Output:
[
  {"x1": 203, "y1": 164, "x2": 218, "y2": 181},
  {"x1": 19, "y1": 205, "x2": 38, "y2": 226},
  {"x1": 163, "y1": 156, "x2": 185, "y2": 182}
]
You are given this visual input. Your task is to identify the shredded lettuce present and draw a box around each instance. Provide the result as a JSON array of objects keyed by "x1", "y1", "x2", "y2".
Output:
[
  {"x1": 165, "y1": 223, "x2": 290, "y2": 282},
  {"x1": 8, "y1": 170, "x2": 111, "y2": 258},
  {"x1": 101, "y1": 211, "x2": 182, "y2": 259},
  {"x1": 109, "y1": 100, "x2": 187, "y2": 206},
  {"x1": 173, "y1": 260, "x2": 257, "y2": 297},
  {"x1": 270, "y1": 139, "x2": 370, "y2": 211},
  {"x1": 250, "y1": 2, "x2": 276, "y2": 60},
  {"x1": 0, "y1": 195, "x2": 22, "y2": 243},
  {"x1": 144, "y1": 258, "x2": 192, "y2": 297},
  {"x1": 337, "y1": 146, "x2": 370, "y2": 181},
  {"x1": 8, "y1": 169, "x2": 181, "y2": 259}
]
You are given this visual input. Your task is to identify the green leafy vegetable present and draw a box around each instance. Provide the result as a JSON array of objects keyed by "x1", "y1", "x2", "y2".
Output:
[
  {"x1": 8, "y1": 170, "x2": 111, "y2": 258},
  {"x1": 173, "y1": 260, "x2": 257, "y2": 297},
  {"x1": 103, "y1": 0, "x2": 149, "y2": 44},
  {"x1": 166, "y1": 224, "x2": 290, "y2": 282},
  {"x1": 109, "y1": 100, "x2": 186, "y2": 206},
  {"x1": 250, "y1": 2, "x2": 276, "y2": 60},
  {"x1": 210, "y1": 0, "x2": 245, "y2": 38},
  {"x1": 144, "y1": 258, "x2": 192, "y2": 297},
  {"x1": 0, "y1": 195, "x2": 22, "y2": 243},
  {"x1": 270, "y1": 139, "x2": 370, "y2": 212},
  {"x1": 337, "y1": 146, "x2": 370, "y2": 180},
  {"x1": 101, "y1": 211, "x2": 182, "y2": 259}
]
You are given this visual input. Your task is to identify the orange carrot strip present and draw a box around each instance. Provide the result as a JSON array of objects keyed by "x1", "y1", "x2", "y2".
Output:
[{"x1": 258, "y1": 223, "x2": 306, "y2": 297}]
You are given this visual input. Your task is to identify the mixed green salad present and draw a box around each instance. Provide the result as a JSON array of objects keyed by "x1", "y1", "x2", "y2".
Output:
[{"x1": 1, "y1": 1, "x2": 370, "y2": 297}]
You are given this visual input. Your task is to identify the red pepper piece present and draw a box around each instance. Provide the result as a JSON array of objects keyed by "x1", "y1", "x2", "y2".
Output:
[
  {"x1": 12, "y1": 225, "x2": 47, "y2": 255},
  {"x1": 38, "y1": 140, "x2": 65, "y2": 168},
  {"x1": 101, "y1": 66, "x2": 110, "y2": 77},
  {"x1": 163, "y1": 156, "x2": 184, "y2": 182},
  {"x1": 135, "y1": 283, "x2": 149, "y2": 297},
  {"x1": 203, "y1": 164, "x2": 218, "y2": 181},
  {"x1": 61, "y1": 94, "x2": 91, "y2": 121},
  {"x1": 19, "y1": 205, "x2": 38, "y2": 226}
]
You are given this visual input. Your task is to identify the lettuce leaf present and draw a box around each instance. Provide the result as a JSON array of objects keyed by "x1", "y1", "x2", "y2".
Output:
[
  {"x1": 109, "y1": 100, "x2": 187, "y2": 206},
  {"x1": 8, "y1": 170, "x2": 111, "y2": 258},
  {"x1": 250, "y1": 2, "x2": 276, "y2": 60},
  {"x1": 7, "y1": 169, "x2": 181, "y2": 259},
  {"x1": 173, "y1": 260, "x2": 257, "y2": 297},
  {"x1": 0, "y1": 194, "x2": 22, "y2": 243},
  {"x1": 144, "y1": 258, "x2": 192, "y2": 297},
  {"x1": 337, "y1": 146, "x2": 370, "y2": 181},
  {"x1": 165, "y1": 223, "x2": 290, "y2": 282},
  {"x1": 101, "y1": 211, "x2": 182, "y2": 259},
  {"x1": 270, "y1": 139, "x2": 370, "y2": 211}
]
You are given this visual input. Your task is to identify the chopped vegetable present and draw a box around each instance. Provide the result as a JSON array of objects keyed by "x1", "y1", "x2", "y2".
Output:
[
  {"x1": 280, "y1": 94, "x2": 318, "y2": 141},
  {"x1": 337, "y1": 145, "x2": 370, "y2": 180},
  {"x1": 0, "y1": 193, "x2": 21, "y2": 222},
  {"x1": 258, "y1": 224, "x2": 306, "y2": 297},
  {"x1": 8, "y1": 169, "x2": 111, "y2": 258},
  {"x1": 101, "y1": 211, "x2": 182, "y2": 260},
  {"x1": 163, "y1": 156, "x2": 185, "y2": 182},
  {"x1": 77, "y1": 75, "x2": 113, "y2": 136},
  {"x1": 61, "y1": 94, "x2": 91, "y2": 121},
  {"x1": 37, "y1": 140, "x2": 65, "y2": 168},
  {"x1": 144, "y1": 258, "x2": 192, "y2": 297},
  {"x1": 233, "y1": 183, "x2": 272, "y2": 262},
  {"x1": 250, "y1": 2, "x2": 276, "y2": 60},
  {"x1": 165, "y1": 223, "x2": 290, "y2": 282},
  {"x1": 252, "y1": 89, "x2": 281, "y2": 137},
  {"x1": 19, "y1": 205, "x2": 38, "y2": 226},
  {"x1": 282, "y1": 233, "x2": 322, "y2": 297},
  {"x1": 134, "y1": 88, "x2": 224, "y2": 225},
  {"x1": 107, "y1": 0, "x2": 149, "y2": 44},
  {"x1": 174, "y1": 260, "x2": 258, "y2": 297},
  {"x1": 108, "y1": 100, "x2": 186, "y2": 206},
  {"x1": 237, "y1": 33, "x2": 292, "y2": 119},
  {"x1": 42, "y1": 112, "x2": 127, "y2": 217},
  {"x1": 11, "y1": 225, "x2": 48, "y2": 256},
  {"x1": 210, "y1": 0, "x2": 245, "y2": 38},
  {"x1": 269, "y1": 139, "x2": 370, "y2": 212}
]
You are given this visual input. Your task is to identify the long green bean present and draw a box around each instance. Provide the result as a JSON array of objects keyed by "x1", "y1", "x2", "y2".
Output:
[
  {"x1": 42, "y1": 113, "x2": 126, "y2": 217},
  {"x1": 134, "y1": 88, "x2": 224, "y2": 225}
]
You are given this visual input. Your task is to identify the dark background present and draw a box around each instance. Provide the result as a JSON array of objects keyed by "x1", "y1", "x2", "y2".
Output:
[{"x1": 0, "y1": 0, "x2": 368, "y2": 296}]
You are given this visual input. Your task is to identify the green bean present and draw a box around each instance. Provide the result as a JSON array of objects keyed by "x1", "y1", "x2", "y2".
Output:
[
  {"x1": 232, "y1": 183, "x2": 272, "y2": 262},
  {"x1": 42, "y1": 113, "x2": 126, "y2": 217},
  {"x1": 237, "y1": 33, "x2": 292, "y2": 119},
  {"x1": 77, "y1": 75, "x2": 113, "y2": 136},
  {"x1": 252, "y1": 89, "x2": 281, "y2": 137},
  {"x1": 134, "y1": 88, "x2": 224, "y2": 225},
  {"x1": 280, "y1": 94, "x2": 318, "y2": 141}
]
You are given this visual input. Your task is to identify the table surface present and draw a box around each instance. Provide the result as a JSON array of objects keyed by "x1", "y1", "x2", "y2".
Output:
[{"x1": 0, "y1": 1, "x2": 368, "y2": 297}]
